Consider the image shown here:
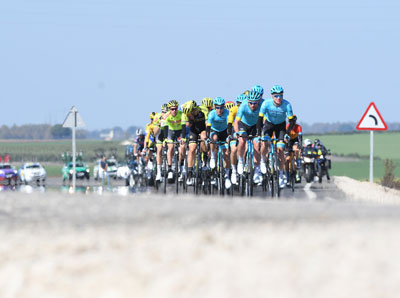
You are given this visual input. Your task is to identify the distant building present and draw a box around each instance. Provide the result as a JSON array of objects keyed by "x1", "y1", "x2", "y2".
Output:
[{"x1": 100, "y1": 130, "x2": 114, "y2": 141}]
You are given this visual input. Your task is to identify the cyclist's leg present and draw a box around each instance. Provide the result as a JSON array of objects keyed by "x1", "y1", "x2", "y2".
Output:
[
  {"x1": 209, "y1": 131, "x2": 218, "y2": 168},
  {"x1": 261, "y1": 122, "x2": 274, "y2": 172},
  {"x1": 219, "y1": 130, "x2": 230, "y2": 170},
  {"x1": 187, "y1": 131, "x2": 197, "y2": 169},
  {"x1": 275, "y1": 123, "x2": 287, "y2": 185},
  {"x1": 230, "y1": 138, "x2": 238, "y2": 170},
  {"x1": 251, "y1": 125, "x2": 260, "y2": 166},
  {"x1": 167, "y1": 129, "x2": 176, "y2": 167},
  {"x1": 237, "y1": 121, "x2": 248, "y2": 162}
]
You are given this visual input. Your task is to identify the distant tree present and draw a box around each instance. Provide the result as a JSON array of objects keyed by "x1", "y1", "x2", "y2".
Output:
[{"x1": 51, "y1": 124, "x2": 72, "y2": 139}]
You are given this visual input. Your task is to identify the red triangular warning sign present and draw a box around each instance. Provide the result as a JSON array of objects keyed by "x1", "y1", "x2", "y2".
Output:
[{"x1": 356, "y1": 102, "x2": 387, "y2": 131}]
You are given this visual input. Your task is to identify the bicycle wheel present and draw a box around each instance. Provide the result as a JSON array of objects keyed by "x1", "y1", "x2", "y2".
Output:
[
  {"x1": 218, "y1": 152, "x2": 225, "y2": 196},
  {"x1": 272, "y1": 153, "x2": 280, "y2": 198},
  {"x1": 239, "y1": 174, "x2": 245, "y2": 196},
  {"x1": 163, "y1": 151, "x2": 167, "y2": 194},
  {"x1": 174, "y1": 147, "x2": 179, "y2": 194},
  {"x1": 194, "y1": 150, "x2": 201, "y2": 194},
  {"x1": 248, "y1": 159, "x2": 254, "y2": 197},
  {"x1": 290, "y1": 157, "x2": 295, "y2": 192}
]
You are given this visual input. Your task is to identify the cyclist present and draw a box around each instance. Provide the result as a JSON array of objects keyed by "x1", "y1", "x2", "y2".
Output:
[
  {"x1": 154, "y1": 104, "x2": 169, "y2": 181},
  {"x1": 144, "y1": 112, "x2": 156, "y2": 152},
  {"x1": 285, "y1": 115, "x2": 303, "y2": 169},
  {"x1": 162, "y1": 100, "x2": 187, "y2": 180},
  {"x1": 227, "y1": 93, "x2": 246, "y2": 185},
  {"x1": 206, "y1": 97, "x2": 231, "y2": 189},
  {"x1": 143, "y1": 112, "x2": 157, "y2": 176},
  {"x1": 234, "y1": 89, "x2": 263, "y2": 184},
  {"x1": 201, "y1": 97, "x2": 214, "y2": 113},
  {"x1": 133, "y1": 128, "x2": 146, "y2": 174},
  {"x1": 225, "y1": 101, "x2": 235, "y2": 111},
  {"x1": 182, "y1": 100, "x2": 208, "y2": 185},
  {"x1": 251, "y1": 85, "x2": 265, "y2": 103},
  {"x1": 258, "y1": 85, "x2": 294, "y2": 188}
]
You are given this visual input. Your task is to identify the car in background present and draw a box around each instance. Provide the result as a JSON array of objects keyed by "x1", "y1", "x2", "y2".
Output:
[
  {"x1": 93, "y1": 158, "x2": 118, "y2": 180},
  {"x1": 117, "y1": 162, "x2": 130, "y2": 180},
  {"x1": 62, "y1": 162, "x2": 90, "y2": 182},
  {"x1": 0, "y1": 163, "x2": 18, "y2": 185},
  {"x1": 18, "y1": 162, "x2": 46, "y2": 185}
]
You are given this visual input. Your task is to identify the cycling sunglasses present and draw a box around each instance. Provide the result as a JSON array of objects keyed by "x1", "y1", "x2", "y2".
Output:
[
  {"x1": 215, "y1": 106, "x2": 225, "y2": 110},
  {"x1": 170, "y1": 107, "x2": 178, "y2": 111},
  {"x1": 272, "y1": 93, "x2": 283, "y2": 98},
  {"x1": 248, "y1": 101, "x2": 259, "y2": 105}
]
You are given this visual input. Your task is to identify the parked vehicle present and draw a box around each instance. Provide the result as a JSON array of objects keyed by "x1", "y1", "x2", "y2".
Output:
[
  {"x1": 62, "y1": 162, "x2": 90, "y2": 182},
  {"x1": 0, "y1": 163, "x2": 18, "y2": 185},
  {"x1": 18, "y1": 162, "x2": 46, "y2": 185}
]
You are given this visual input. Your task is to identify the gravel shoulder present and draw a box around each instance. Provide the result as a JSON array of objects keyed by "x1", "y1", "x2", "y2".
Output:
[
  {"x1": 2, "y1": 180, "x2": 400, "y2": 298},
  {"x1": 334, "y1": 176, "x2": 400, "y2": 205}
]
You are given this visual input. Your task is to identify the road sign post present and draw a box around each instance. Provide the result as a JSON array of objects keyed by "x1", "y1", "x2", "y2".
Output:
[
  {"x1": 63, "y1": 106, "x2": 85, "y2": 192},
  {"x1": 356, "y1": 102, "x2": 387, "y2": 183}
]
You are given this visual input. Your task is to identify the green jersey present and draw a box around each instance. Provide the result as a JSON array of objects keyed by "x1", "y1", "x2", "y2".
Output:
[{"x1": 163, "y1": 110, "x2": 186, "y2": 131}]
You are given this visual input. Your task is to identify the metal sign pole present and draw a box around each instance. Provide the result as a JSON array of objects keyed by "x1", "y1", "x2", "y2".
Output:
[
  {"x1": 72, "y1": 123, "x2": 76, "y2": 191},
  {"x1": 370, "y1": 130, "x2": 373, "y2": 183}
]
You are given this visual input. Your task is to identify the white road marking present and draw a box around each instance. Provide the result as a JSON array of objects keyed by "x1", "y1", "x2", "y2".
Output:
[{"x1": 304, "y1": 182, "x2": 317, "y2": 200}]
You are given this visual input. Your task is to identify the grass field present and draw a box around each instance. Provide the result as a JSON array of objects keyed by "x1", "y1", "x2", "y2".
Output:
[{"x1": 306, "y1": 132, "x2": 400, "y2": 180}]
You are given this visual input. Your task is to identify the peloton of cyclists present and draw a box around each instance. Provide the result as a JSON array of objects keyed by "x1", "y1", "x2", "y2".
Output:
[{"x1": 145, "y1": 84, "x2": 299, "y2": 191}]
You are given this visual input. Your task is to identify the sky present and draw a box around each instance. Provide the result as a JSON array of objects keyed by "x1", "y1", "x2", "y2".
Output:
[{"x1": 1, "y1": 0, "x2": 399, "y2": 130}]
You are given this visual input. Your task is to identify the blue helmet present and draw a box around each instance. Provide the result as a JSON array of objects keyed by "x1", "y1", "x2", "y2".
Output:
[
  {"x1": 271, "y1": 85, "x2": 284, "y2": 94},
  {"x1": 248, "y1": 90, "x2": 261, "y2": 101},
  {"x1": 251, "y1": 85, "x2": 264, "y2": 97},
  {"x1": 213, "y1": 97, "x2": 225, "y2": 106},
  {"x1": 236, "y1": 93, "x2": 247, "y2": 104}
]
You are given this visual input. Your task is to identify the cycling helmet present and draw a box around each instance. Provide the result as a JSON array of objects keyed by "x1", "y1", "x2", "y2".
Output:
[
  {"x1": 225, "y1": 101, "x2": 235, "y2": 110},
  {"x1": 182, "y1": 100, "x2": 197, "y2": 114},
  {"x1": 161, "y1": 103, "x2": 168, "y2": 112},
  {"x1": 248, "y1": 90, "x2": 261, "y2": 101},
  {"x1": 251, "y1": 85, "x2": 264, "y2": 97},
  {"x1": 304, "y1": 139, "x2": 312, "y2": 147},
  {"x1": 167, "y1": 100, "x2": 179, "y2": 109},
  {"x1": 149, "y1": 112, "x2": 156, "y2": 120},
  {"x1": 291, "y1": 115, "x2": 297, "y2": 122},
  {"x1": 213, "y1": 97, "x2": 225, "y2": 106},
  {"x1": 271, "y1": 85, "x2": 284, "y2": 94},
  {"x1": 243, "y1": 90, "x2": 250, "y2": 95},
  {"x1": 236, "y1": 93, "x2": 247, "y2": 104},
  {"x1": 136, "y1": 129, "x2": 144, "y2": 136},
  {"x1": 202, "y1": 97, "x2": 213, "y2": 108}
]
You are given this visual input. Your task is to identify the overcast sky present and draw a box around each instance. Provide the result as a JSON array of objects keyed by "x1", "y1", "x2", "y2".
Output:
[{"x1": 1, "y1": 0, "x2": 399, "y2": 129}]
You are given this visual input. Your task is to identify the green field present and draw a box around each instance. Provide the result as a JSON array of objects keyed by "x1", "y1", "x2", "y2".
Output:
[{"x1": 306, "y1": 132, "x2": 400, "y2": 180}]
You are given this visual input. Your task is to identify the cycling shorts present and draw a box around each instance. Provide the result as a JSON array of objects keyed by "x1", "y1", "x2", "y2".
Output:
[
  {"x1": 188, "y1": 130, "x2": 205, "y2": 144},
  {"x1": 167, "y1": 129, "x2": 182, "y2": 143},
  {"x1": 237, "y1": 121, "x2": 257, "y2": 137},
  {"x1": 288, "y1": 137, "x2": 300, "y2": 148},
  {"x1": 210, "y1": 129, "x2": 228, "y2": 150},
  {"x1": 263, "y1": 120, "x2": 286, "y2": 141}
]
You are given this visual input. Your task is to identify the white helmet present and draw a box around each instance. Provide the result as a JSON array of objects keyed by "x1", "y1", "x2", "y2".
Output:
[
  {"x1": 136, "y1": 129, "x2": 144, "y2": 136},
  {"x1": 304, "y1": 139, "x2": 312, "y2": 147}
]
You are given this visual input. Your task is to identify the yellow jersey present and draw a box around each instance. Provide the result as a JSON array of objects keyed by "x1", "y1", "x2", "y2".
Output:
[{"x1": 228, "y1": 105, "x2": 239, "y2": 124}]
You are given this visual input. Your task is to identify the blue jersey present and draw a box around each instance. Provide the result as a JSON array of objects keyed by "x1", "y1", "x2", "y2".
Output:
[
  {"x1": 236, "y1": 100, "x2": 262, "y2": 126},
  {"x1": 259, "y1": 98, "x2": 293, "y2": 125},
  {"x1": 207, "y1": 109, "x2": 229, "y2": 132}
]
